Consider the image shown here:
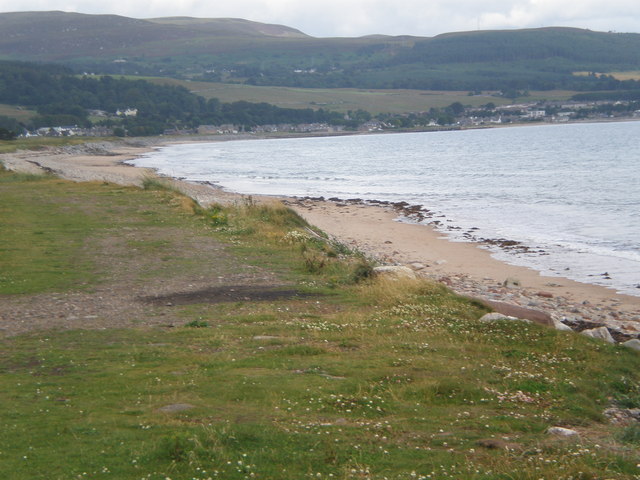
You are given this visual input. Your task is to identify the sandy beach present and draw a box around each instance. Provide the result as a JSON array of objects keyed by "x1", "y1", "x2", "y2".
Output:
[{"x1": 3, "y1": 139, "x2": 639, "y2": 339}]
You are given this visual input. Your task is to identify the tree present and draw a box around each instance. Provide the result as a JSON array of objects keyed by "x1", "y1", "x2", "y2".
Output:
[
  {"x1": 446, "y1": 102, "x2": 465, "y2": 115},
  {"x1": 0, "y1": 127, "x2": 16, "y2": 140}
]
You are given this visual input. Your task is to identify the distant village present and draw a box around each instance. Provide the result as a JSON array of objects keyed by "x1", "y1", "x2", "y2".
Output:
[{"x1": 22, "y1": 98, "x2": 640, "y2": 138}]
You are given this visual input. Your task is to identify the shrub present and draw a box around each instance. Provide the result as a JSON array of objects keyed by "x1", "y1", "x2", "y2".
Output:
[{"x1": 184, "y1": 319, "x2": 209, "y2": 328}]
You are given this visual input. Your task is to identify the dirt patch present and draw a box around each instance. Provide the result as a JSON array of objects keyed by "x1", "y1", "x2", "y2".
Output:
[
  {"x1": 140, "y1": 285, "x2": 324, "y2": 306},
  {"x1": 0, "y1": 184, "x2": 287, "y2": 337}
]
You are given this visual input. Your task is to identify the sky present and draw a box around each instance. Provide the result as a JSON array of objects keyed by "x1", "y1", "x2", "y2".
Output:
[{"x1": 3, "y1": 0, "x2": 640, "y2": 37}]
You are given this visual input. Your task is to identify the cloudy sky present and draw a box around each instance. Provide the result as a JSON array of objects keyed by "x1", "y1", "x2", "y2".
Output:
[{"x1": 3, "y1": 0, "x2": 640, "y2": 37}]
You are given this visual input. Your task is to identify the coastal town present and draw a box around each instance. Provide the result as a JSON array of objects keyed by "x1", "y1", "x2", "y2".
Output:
[{"x1": 20, "y1": 96, "x2": 640, "y2": 138}]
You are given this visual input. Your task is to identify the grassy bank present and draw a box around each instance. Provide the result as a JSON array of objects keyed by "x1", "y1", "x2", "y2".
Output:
[
  {"x1": 0, "y1": 136, "x2": 97, "y2": 154},
  {"x1": 1, "y1": 168, "x2": 639, "y2": 479}
]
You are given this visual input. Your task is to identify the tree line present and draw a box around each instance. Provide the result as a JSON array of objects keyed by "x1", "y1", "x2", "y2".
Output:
[{"x1": 0, "y1": 61, "x2": 348, "y2": 136}]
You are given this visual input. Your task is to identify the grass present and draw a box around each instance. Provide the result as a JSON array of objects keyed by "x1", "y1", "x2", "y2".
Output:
[
  {"x1": 0, "y1": 169, "x2": 202, "y2": 294},
  {"x1": 575, "y1": 70, "x2": 640, "y2": 81},
  {"x1": 137, "y1": 77, "x2": 576, "y2": 114},
  {"x1": 0, "y1": 136, "x2": 98, "y2": 154},
  {"x1": 1, "y1": 169, "x2": 639, "y2": 479},
  {"x1": 0, "y1": 103, "x2": 37, "y2": 122}
]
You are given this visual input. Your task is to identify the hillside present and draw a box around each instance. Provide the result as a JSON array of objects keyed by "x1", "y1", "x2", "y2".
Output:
[{"x1": 2, "y1": 11, "x2": 640, "y2": 91}]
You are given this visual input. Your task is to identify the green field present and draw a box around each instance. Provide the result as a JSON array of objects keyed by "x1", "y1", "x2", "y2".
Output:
[
  {"x1": 1, "y1": 166, "x2": 639, "y2": 479},
  {"x1": 0, "y1": 104, "x2": 36, "y2": 122},
  {"x1": 141, "y1": 78, "x2": 575, "y2": 114},
  {"x1": 576, "y1": 70, "x2": 640, "y2": 81}
]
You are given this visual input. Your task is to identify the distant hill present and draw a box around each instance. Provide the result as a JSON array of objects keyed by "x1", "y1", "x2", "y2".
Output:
[
  {"x1": 2, "y1": 11, "x2": 640, "y2": 91},
  {"x1": 0, "y1": 11, "x2": 309, "y2": 59}
]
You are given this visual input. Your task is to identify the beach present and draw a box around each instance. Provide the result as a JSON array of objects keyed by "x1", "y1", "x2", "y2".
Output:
[{"x1": 3, "y1": 139, "x2": 639, "y2": 339}]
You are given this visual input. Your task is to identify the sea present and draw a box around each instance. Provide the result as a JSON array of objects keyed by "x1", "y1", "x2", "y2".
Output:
[{"x1": 128, "y1": 121, "x2": 640, "y2": 296}]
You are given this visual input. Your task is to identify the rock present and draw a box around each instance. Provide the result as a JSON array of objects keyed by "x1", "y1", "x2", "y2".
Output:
[
  {"x1": 604, "y1": 407, "x2": 640, "y2": 424},
  {"x1": 157, "y1": 403, "x2": 195, "y2": 413},
  {"x1": 479, "y1": 312, "x2": 530, "y2": 323},
  {"x1": 409, "y1": 262, "x2": 426, "y2": 271},
  {"x1": 373, "y1": 266, "x2": 417, "y2": 279},
  {"x1": 622, "y1": 339, "x2": 640, "y2": 351},
  {"x1": 434, "y1": 260, "x2": 447, "y2": 265},
  {"x1": 580, "y1": 327, "x2": 615, "y2": 344},
  {"x1": 551, "y1": 316, "x2": 574, "y2": 332},
  {"x1": 503, "y1": 277, "x2": 521, "y2": 288},
  {"x1": 439, "y1": 276, "x2": 453, "y2": 286},
  {"x1": 253, "y1": 335, "x2": 280, "y2": 341},
  {"x1": 601, "y1": 319, "x2": 640, "y2": 340},
  {"x1": 547, "y1": 426, "x2": 579, "y2": 437},
  {"x1": 476, "y1": 299, "x2": 554, "y2": 327},
  {"x1": 537, "y1": 291, "x2": 554, "y2": 298}
]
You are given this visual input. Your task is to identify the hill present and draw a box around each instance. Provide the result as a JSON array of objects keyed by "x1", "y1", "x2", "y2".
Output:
[{"x1": 2, "y1": 12, "x2": 640, "y2": 91}]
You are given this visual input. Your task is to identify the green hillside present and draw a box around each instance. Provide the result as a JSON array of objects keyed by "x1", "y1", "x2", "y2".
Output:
[{"x1": 2, "y1": 12, "x2": 640, "y2": 92}]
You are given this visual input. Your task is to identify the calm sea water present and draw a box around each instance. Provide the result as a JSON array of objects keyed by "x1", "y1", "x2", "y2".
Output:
[{"x1": 129, "y1": 122, "x2": 640, "y2": 296}]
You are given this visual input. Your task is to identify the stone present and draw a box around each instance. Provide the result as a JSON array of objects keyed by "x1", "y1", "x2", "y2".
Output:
[
  {"x1": 372, "y1": 265, "x2": 417, "y2": 279},
  {"x1": 479, "y1": 312, "x2": 530, "y2": 323},
  {"x1": 547, "y1": 426, "x2": 579, "y2": 437},
  {"x1": 477, "y1": 299, "x2": 554, "y2": 327},
  {"x1": 580, "y1": 326, "x2": 615, "y2": 344},
  {"x1": 537, "y1": 291, "x2": 554, "y2": 298},
  {"x1": 622, "y1": 339, "x2": 640, "y2": 351},
  {"x1": 157, "y1": 403, "x2": 195, "y2": 413},
  {"x1": 604, "y1": 407, "x2": 640, "y2": 424},
  {"x1": 409, "y1": 262, "x2": 426, "y2": 271},
  {"x1": 552, "y1": 319, "x2": 574, "y2": 332},
  {"x1": 253, "y1": 335, "x2": 280, "y2": 341}
]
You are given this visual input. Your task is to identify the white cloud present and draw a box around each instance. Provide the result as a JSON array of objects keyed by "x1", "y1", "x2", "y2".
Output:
[{"x1": 2, "y1": 0, "x2": 640, "y2": 36}]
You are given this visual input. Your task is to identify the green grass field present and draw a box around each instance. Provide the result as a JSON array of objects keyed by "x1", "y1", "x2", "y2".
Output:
[
  {"x1": 575, "y1": 71, "x2": 640, "y2": 81},
  {"x1": 138, "y1": 77, "x2": 575, "y2": 114},
  {"x1": 0, "y1": 104, "x2": 36, "y2": 122},
  {"x1": 1, "y1": 166, "x2": 639, "y2": 479}
]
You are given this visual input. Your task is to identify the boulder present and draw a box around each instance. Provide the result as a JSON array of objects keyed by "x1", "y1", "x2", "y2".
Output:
[
  {"x1": 622, "y1": 339, "x2": 640, "y2": 351},
  {"x1": 479, "y1": 312, "x2": 530, "y2": 323},
  {"x1": 156, "y1": 403, "x2": 195, "y2": 413},
  {"x1": 547, "y1": 426, "x2": 579, "y2": 437},
  {"x1": 478, "y1": 299, "x2": 554, "y2": 327},
  {"x1": 553, "y1": 320, "x2": 574, "y2": 332},
  {"x1": 372, "y1": 265, "x2": 417, "y2": 280},
  {"x1": 604, "y1": 407, "x2": 640, "y2": 424},
  {"x1": 600, "y1": 319, "x2": 640, "y2": 341},
  {"x1": 580, "y1": 326, "x2": 615, "y2": 344}
]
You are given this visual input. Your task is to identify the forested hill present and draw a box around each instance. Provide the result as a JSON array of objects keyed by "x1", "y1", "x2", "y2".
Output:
[
  {"x1": 2, "y1": 12, "x2": 640, "y2": 91},
  {"x1": 0, "y1": 61, "x2": 348, "y2": 136}
]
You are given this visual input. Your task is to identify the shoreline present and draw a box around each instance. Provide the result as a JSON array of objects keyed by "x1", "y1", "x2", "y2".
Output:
[
  {"x1": 284, "y1": 197, "x2": 640, "y2": 331},
  {"x1": 2, "y1": 137, "x2": 639, "y2": 339}
]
